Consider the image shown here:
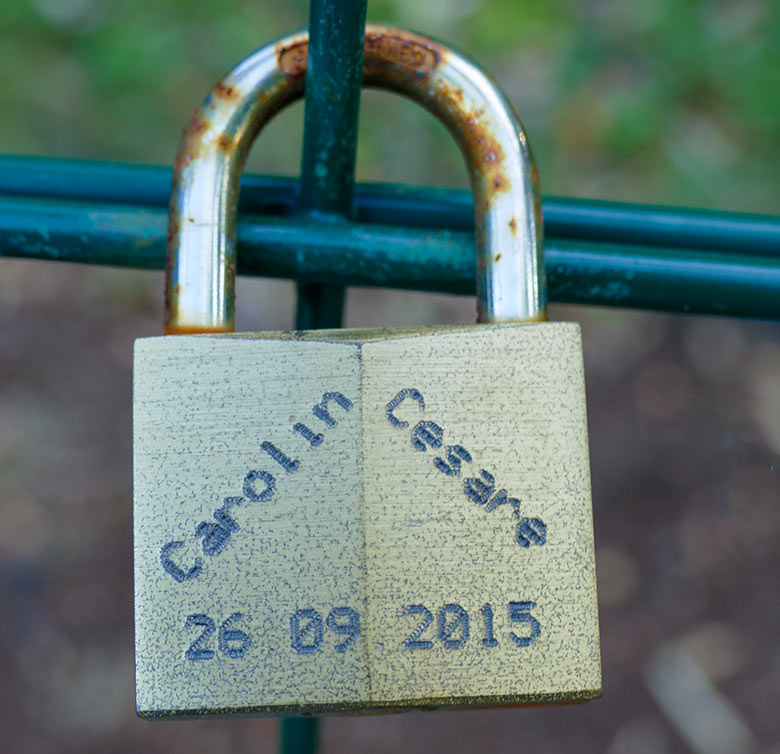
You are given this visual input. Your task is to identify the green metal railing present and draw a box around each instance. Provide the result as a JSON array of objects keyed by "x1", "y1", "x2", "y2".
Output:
[
  {"x1": 2, "y1": 157, "x2": 780, "y2": 319},
  {"x1": 1, "y1": 2, "x2": 780, "y2": 753}
]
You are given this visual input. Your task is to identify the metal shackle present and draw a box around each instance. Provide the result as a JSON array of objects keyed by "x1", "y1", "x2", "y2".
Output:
[{"x1": 165, "y1": 25, "x2": 545, "y2": 334}]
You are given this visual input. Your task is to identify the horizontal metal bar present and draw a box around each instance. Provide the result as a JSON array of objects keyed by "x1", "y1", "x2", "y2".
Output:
[
  {"x1": 1, "y1": 155, "x2": 778, "y2": 255},
  {"x1": 2, "y1": 194, "x2": 779, "y2": 320}
]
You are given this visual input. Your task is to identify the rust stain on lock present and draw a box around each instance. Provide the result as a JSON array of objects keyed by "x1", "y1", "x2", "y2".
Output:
[
  {"x1": 362, "y1": 29, "x2": 442, "y2": 88},
  {"x1": 437, "y1": 80, "x2": 464, "y2": 106},
  {"x1": 214, "y1": 81, "x2": 238, "y2": 100},
  {"x1": 460, "y1": 108, "x2": 509, "y2": 208},
  {"x1": 277, "y1": 40, "x2": 309, "y2": 77},
  {"x1": 361, "y1": 29, "x2": 509, "y2": 202},
  {"x1": 163, "y1": 211, "x2": 180, "y2": 330},
  {"x1": 360, "y1": 28, "x2": 511, "y2": 218},
  {"x1": 164, "y1": 324, "x2": 230, "y2": 335},
  {"x1": 364, "y1": 30, "x2": 439, "y2": 72},
  {"x1": 172, "y1": 109, "x2": 209, "y2": 176},
  {"x1": 167, "y1": 216, "x2": 180, "y2": 248},
  {"x1": 278, "y1": 31, "x2": 439, "y2": 78}
]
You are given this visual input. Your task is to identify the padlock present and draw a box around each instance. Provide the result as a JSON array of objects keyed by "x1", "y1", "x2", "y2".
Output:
[{"x1": 134, "y1": 25, "x2": 601, "y2": 717}]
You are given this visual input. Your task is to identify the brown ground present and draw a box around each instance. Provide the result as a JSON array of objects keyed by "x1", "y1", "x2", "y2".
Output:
[{"x1": 1, "y1": 260, "x2": 779, "y2": 754}]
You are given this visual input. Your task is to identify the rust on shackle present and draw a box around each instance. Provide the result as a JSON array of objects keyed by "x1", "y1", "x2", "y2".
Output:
[
  {"x1": 275, "y1": 29, "x2": 512, "y2": 215},
  {"x1": 166, "y1": 24, "x2": 543, "y2": 334}
]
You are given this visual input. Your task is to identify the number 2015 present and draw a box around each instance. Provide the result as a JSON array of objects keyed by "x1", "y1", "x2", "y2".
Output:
[{"x1": 402, "y1": 602, "x2": 540, "y2": 650}]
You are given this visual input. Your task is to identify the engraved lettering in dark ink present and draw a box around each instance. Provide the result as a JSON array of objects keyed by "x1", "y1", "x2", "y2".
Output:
[
  {"x1": 402, "y1": 604, "x2": 434, "y2": 650},
  {"x1": 184, "y1": 613, "x2": 252, "y2": 661},
  {"x1": 464, "y1": 469, "x2": 495, "y2": 505},
  {"x1": 194, "y1": 497, "x2": 243, "y2": 556},
  {"x1": 160, "y1": 541, "x2": 202, "y2": 583},
  {"x1": 261, "y1": 440, "x2": 300, "y2": 473},
  {"x1": 218, "y1": 612, "x2": 252, "y2": 658},
  {"x1": 485, "y1": 488, "x2": 522, "y2": 515},
  {"x1": 434, "y1": 445, "x2": 472, "y2": 476},
  {"x1": 326, "y1": 607, "x2": 361, "y2": 653},
  {"x1": 386, "y1": 388, "x2": 425, "y2": 428},
  {"x1": 480, "y1": 603, "x2": 498, "y2": 647},
  {"x1": 243, "y1": 469, "x2": 276, "y2": 502},
  {"x1": 312, "y1": 392, "x2": 353, "y2": 428},
  {"x1": 411, "y1": 420, "x2": 443, "y2": 452},
  {"x1": 386, "y1": 388, "x2": 545, "y2": 548},
  {"x1": 293, "y1": 422, "x2": 324, "y2": 447},
  {"x1": 516, "y1": 517, "x2": 547, "y2": 548},
  {"x1": 290, "y1": 608, "x2": 323, "y2": 654},
  {"x1": 438, "y1": 604, "x2": 469, "y2": 649},
  {"x1": 160, "y1": 389, "x2": 353, "y2": 581},
  {"x1": 184, "y1": 614, "x2": 215, "y2": 660},
  {"x1": 508, "y1": 601, "x2": 541, "y2": 646}
]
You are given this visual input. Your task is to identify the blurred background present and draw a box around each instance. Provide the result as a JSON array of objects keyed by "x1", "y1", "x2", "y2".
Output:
[{"x1": 1, "y1": 0, "x2": 779, "y2": 752}]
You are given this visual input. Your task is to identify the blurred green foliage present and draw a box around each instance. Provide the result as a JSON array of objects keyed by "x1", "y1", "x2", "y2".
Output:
[
  {"x1": 1, "y1": 0, "x2": 778, "y2": 211},
  {"x1": 0, "y1": 7, "x2": 779, "y2": 751}
]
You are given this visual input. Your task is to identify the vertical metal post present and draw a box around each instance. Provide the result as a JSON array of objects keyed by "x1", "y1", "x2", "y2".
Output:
[
  {"x1": 280, "y1": 717, "x2": 319, "y2": 754},
  {"x1": 284, "y1": 1, "x2": 366, "y2": 751},
  {"x1": 294, "y1": 0, "x2": 367, "y2": 330}
]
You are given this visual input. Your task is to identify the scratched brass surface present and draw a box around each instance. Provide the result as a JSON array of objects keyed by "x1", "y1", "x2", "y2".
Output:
[{"x1": 133, "y1": 323, "x2": 600, "y2": 717}]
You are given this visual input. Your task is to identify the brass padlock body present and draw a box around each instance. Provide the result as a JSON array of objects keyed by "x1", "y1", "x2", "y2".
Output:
[
  {"x1": 134, "y1": 24, "x2": 601, "y2": 717},
  {"x1": 134, "y1": 324, "x2": 599, "y2": 716}
]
